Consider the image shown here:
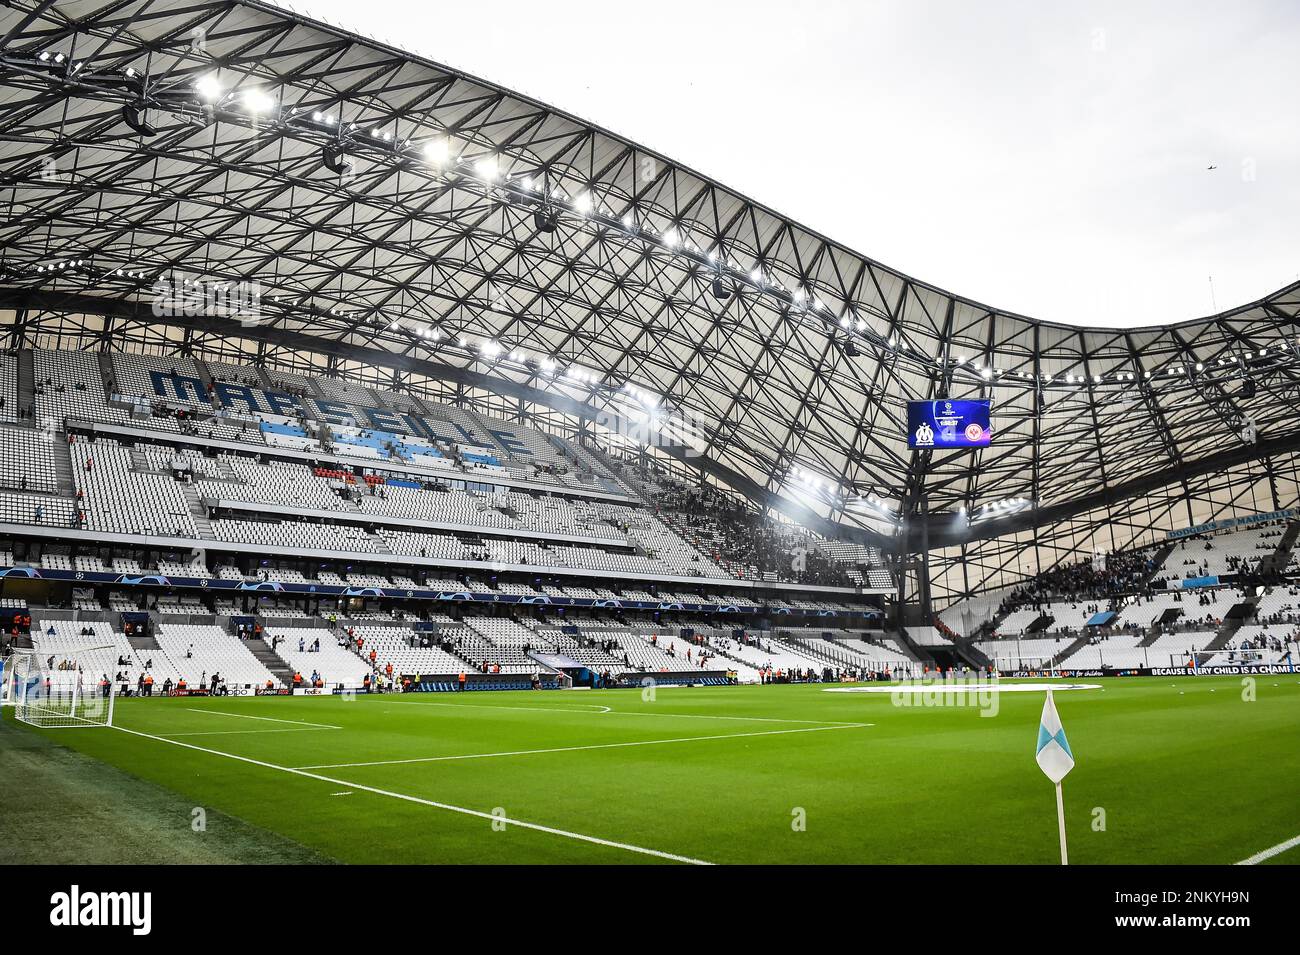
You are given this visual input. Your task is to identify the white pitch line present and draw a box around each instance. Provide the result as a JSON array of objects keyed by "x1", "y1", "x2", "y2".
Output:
[
  {"x1": 294, "y1": 722, "x2": 870, "y2": 770},
  {"x1": 387, "y1": 699, "x2": 862, "y2": 725},
  {"x1": 183, "y1": 707, "x2": 342, "y2": 729},
  {"x1": 159, "y1": 727, "x2": 341, "y2": 738},
  {"x1": 1235, "y1": 833, "x2": 1300, "y2": 865},
  {"x1": 383, "y1": 700, "x2": 630, "y2": 717},
  {"x1": 111, "y1": 725, "x2": 712, "y2": 865}
]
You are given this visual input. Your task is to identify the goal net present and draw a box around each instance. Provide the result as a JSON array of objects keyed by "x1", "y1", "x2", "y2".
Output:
[
  {"x1": 2, "y1": 647, "x2": 115, "y2": 728},
  {"x1": 1183, "y1": 648, "x2": 1291, "y2": 670},
  {"x1": 989, "y1": 654, "x2": 1056, "y2": 676}
]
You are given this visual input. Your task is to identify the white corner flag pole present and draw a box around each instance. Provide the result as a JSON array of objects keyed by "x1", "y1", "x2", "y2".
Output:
[{"x1": 1055, "y1": 779, "x2": 1068, "y2": 865}]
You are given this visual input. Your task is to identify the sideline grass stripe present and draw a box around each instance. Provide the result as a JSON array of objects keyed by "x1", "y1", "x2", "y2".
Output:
[
  {"x1": 294, "y1": 722, "x2": 870, "y2": 770},
  {"x1": 112, "y1": 725, "x2": 713, "y2": 865}
]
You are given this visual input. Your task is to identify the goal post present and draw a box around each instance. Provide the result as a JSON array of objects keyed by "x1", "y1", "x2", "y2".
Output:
[
  {"x1": 1182, "y1": 648, "x2": 1290, "y2": 670},
  {"x1": 2, "y1": 647, "x2": 116, "y2": 728},
  {"x1": 989, "y1": 653, "x2": 1057, "y2": 676}
]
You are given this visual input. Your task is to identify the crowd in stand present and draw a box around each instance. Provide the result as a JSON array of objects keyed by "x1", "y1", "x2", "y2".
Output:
[
  {"x1": 635, "y1": 470, "x2": 858, "y2": 586},
  {"x1": 1000, "y1": 548, "x2": 1158, "y2": 610},
  {"x1": 1169, "y1": 531, "x2": 1283, "y2": 578}
]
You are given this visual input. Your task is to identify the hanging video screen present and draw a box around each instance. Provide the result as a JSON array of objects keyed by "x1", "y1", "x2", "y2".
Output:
[{"x1": 907, "y1": 399, "x2": 992, "y2": 449}]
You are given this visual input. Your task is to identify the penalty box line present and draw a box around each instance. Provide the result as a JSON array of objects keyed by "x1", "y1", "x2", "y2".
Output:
[
  {"x1": 110, "y1": 725, "x2": 713, "y2": 866},
  {"x1": 293, "y1": 721, "x2": 872, "y2": 770}
]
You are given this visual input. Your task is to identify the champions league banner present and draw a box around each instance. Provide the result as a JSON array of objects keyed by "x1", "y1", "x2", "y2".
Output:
[{"x1": 907, "y1": 399, "x2": 992, "y2": 450}]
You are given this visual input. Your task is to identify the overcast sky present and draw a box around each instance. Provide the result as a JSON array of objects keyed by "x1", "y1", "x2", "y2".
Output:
[{"x1": 275, "y1": 0, "x2": 1300, "y2": 328}]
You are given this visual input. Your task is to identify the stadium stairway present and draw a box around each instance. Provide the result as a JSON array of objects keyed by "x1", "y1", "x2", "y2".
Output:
[
  {"x1": 1138, "y1": 624, "x2": 1168, "y2": 648},
  {"x1": 694, "y1": 640, "x2": 755, "y2": 673},
  {"x1": 1049, "y1": 634, "x2": 1093, "y2": 669},
  {"x1": 1257, "y1": 520, "x2": 1300, "y2": 576},
  {"x1": 52, "y1": 439, "x2": 76, "y2": 496},
  {"x1": 773, "y1": 635, "x2": 839, "y2": 667},
  {"x1": 191, "y1": 359, "x2": 220, "y2": 408},
  {"x1": 16, "y1": 348, "x2": 35, "y2": 416},
  {"x1": 954, "y1": 638, "x2": 992, "y2": 670},
  {"x1": 973, "y1": 603, "x2": 1013, "y2": 641},
  {"x1": 248, "y1": 627, "x2": 295, "y2": 685},
  {"x1": 1202, "y1": 616, "x2": 1247, "y2": 656},
  {"x1": 96, "y1": 351, "x2": 116, "y2": 395},
  {"x1": 405, "y1": 392, "x2": 438, "y2": 420},
  {"x1": 892, "y1": 629, "x2": 935, "y2": 667},
  {"x1": 1146, "y1": 541, "x2": 1177, "y2": 580},
  {"x1": 305, "y1": 375, "x2": 332, "y2": 402},
  {"x1": 126, "y1": 626, "x2": 161, "y2": 654},
  {"x1": 254, "y1": 366, "x2": 320, "y2": 423},
  {"x1": 180, "y1": 484, "x2": 215, "y2": 540}
]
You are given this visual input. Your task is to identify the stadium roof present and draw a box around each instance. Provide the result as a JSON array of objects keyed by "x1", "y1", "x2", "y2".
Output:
[{"x1": 3, "y1": 0, "x2": 1300, "y2": 587}]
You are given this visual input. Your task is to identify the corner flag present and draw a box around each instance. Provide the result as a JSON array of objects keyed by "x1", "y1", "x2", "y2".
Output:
[
  {"x1": 1036, "y1": 687, "x2": 1073, "y2": 864},
  {"x1": 1035, "y1": 688, "x2": 1074, "y2": 783}
]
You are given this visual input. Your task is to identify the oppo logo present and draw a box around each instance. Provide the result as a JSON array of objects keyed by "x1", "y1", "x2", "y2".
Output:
[{"x1": 49, "y1": 885, "x2": 152, "y2": 935}]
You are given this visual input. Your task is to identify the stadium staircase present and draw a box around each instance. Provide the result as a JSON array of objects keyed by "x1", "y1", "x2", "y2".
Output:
[
  {"x1": 1048, "y1": 634, "x2": 1093, "y2": 669},
  {"x1": 253, "y1": 366, "x2": 320, "y2": 422},
  {"x1": 973, "y1": 604, "x2": 1013, "y2": 640},
  {"x1": 126, "y1": 627, "x2": 160, "y2": 654},
  {"x1": 953, "y1": 638, "x2": 992, "y2": 670},
  {"x1": 1257, "y1": 521, "x2": 1300, "y2": 576},
  {"x1": 248, "y1": 624, "x2": 296, "y2": 685},
  {"x1": 772, "y1": 634, "x2": 839, "y2": 668},
  {"x1": 1138, "y1": 625, "x2": 1167, "y2": 648},
  {"x1": 52, "y1": 440, "x2": 76, "y2": 496},
  {"x1": 96, "y1": 351, "x2": 116, "y2": 395},
  {"x1": 180, "y1": 484, "x2": 215, "y2": 540},
  {"x1": 191, "y1": 359, "x2": 220, "y2": 408},
  {"x1": 1146, "y1": 541, "x2": 1177, "y2": 580},
  {"x1": 406, "y1": 393, "x2": 437, "y2": 419},
  {"x1": 694, "y1": 640, "x2": 756, "y2": 673},
  {"x1": 250, "y1": 642, "x2": 296, "y2": 686},
  {"x1": 1201, "y1": 618, "x2": 1245, "y2": 656},
  {"x1": 891, "y1": 629, "x2": 935, "y2": 667},
  {"x1": 363, "y1": 386, "x2": 395, "y2": 413},
  {"x1": 16, "y1": 347, "x2": 34, "y2": 418},
  {"x1": 306, "y1": 375, "x2": 332, "y2": 401}
]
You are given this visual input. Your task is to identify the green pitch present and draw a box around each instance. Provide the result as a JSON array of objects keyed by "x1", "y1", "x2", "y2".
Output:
[{"x1": 2, "y1": 675, "x2": 1297, "y2": 864}]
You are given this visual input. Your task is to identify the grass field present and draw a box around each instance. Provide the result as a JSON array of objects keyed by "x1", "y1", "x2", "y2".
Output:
[{"x1": 2, "y1": 675, "x2": 1297, "y2": 865}]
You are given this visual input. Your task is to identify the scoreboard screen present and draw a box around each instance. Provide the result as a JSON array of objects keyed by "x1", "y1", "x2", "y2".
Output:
[{"x1": 907, "y1": 399, "x2": 992, "y2": 449}]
